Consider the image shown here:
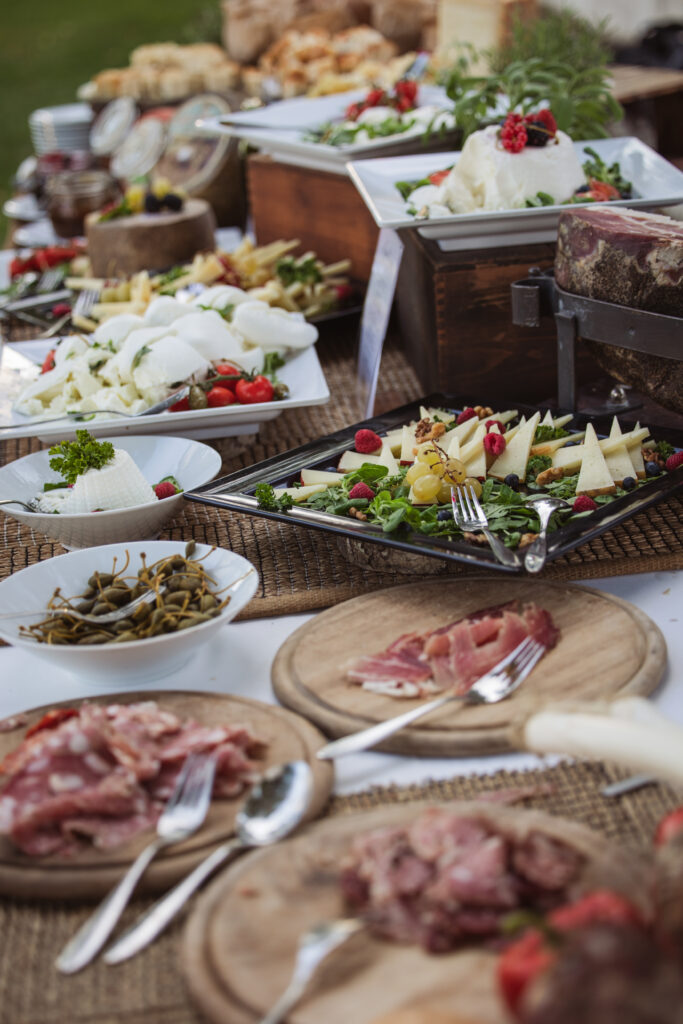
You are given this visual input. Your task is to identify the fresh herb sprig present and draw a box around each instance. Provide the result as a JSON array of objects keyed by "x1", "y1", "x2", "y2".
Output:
[
  {"x1": 581, "y1": 147, "x2": 633, "y2": 196},
  {"x1": 48, "y1": 431, "x2": 115, "y2": 486}
]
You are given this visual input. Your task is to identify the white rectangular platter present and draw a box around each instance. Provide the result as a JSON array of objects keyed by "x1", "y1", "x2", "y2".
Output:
[
  {"x1": 347, "y1": 136, "x2": 683, "y2": 246},
  {"x1": 196, "y1": 85, "x2": 456, "y2": 176},
  {"x1": 0, "y1": 340, "x2": 329, "y2": 442}
]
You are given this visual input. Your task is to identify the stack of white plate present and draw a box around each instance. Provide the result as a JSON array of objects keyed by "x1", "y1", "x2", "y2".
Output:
[{"x1": 29, "y1": 103, "x2": 93, "y2": 156}]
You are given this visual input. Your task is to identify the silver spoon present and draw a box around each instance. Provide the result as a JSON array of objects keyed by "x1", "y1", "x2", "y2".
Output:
[
  {"x1": 523, "y1": 495, "x2": 572, "y2": 573},
  {"x1": 103, "y1": 760, "x2": 314, "y2": 964},
  {"x1": 0, "y1": 498, "x2": 36, "y2": 512}
]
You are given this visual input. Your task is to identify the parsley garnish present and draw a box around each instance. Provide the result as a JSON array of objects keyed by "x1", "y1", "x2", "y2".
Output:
[
  {"x1": 254, "y1": 483, "x2": 293, "y2": 512},
  {"x1": 48, "y1": 431, "x2": 115, "y2": 486}
]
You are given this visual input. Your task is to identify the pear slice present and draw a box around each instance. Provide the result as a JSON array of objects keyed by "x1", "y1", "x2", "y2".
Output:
[
  {"x1": 488, "y1": 412, "x2": 541, "y2": 481},
  {"x1": 273, "y1": 483, "x2": 328, "y2": 502},
  {"x1": 576, "y1": 423, "x2": 616, "y2": 496}
]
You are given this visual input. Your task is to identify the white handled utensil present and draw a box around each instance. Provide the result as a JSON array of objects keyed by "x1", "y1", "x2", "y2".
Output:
[{"x1": 56, "y1": 753, "x2": 216, "y2": 974}]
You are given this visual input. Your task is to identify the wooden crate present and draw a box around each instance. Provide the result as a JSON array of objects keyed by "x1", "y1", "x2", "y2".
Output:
[
  {"x1": 395, "y1": 231, "x2": 598, "y2": 405},
  {"x1": 246, "y1": 154, "x2": 379, "y2": 281}
]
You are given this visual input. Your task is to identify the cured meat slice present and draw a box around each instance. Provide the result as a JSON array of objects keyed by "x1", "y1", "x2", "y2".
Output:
[
  {"x1": 347, "y1": 601, "x2": 558, "y2": 698},
  {"x1": 341, "y1": 807, "x2": 584, "y2": 953},
  {"x1": 0, "y1": 701, "x2": 264, "y2": 856}
]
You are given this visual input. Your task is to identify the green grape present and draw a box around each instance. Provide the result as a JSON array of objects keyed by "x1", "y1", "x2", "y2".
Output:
[
  {"x1": 463, "y1": 477, "x2": 483, "y2": 498},
  {"x1": 405, "y1": 461, "x2": 431, "y2": 485},
  {"x1": 442, "y1": 457, "x2": 467, "y2": 485},
  {"x1": 412, "y1": 473, "x2": 442, "y2": 502}
]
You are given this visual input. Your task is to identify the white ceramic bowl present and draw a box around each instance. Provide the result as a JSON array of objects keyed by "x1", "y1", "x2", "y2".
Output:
[
  {"x1": 0, "y1": 435, "x2": 222, "y2": 549},
  {"x1": 0, "y1": 541, "x2": 258, "y2": 685}
]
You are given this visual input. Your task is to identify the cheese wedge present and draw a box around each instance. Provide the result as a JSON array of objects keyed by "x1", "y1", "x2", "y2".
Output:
[
  {"x1": 300, "y1": 469, "x2": 345, "y2": 486},
  {"x1": 540, "y1": 409, "x2": 554, "y2": 427},
  {"x1": 628, "y1": 421, "x2": 646, "y2": 479},
  {"x1": 552, "y1": 427, "x2": 650, "y2": 474},
  {"x1": 488, "y1": 412, "x2": 541, "y2": 480},
  {"x1": 530, "y1": 431, "x2": 586, "y2": 457},
  {"x1": 460, "y1": 422, "x2": 487, "y2": 465},
  {"x1": 605, "y1": 442, "x2": 637, "y2": 486},
  {"x1": 337, "y1": 450, "x2": 385, "y2": 473},
  {"x1": 384, "y1": 427, "x2": 404, "y2": 457},
  {"x1": 553, "y1": 414, "x2": 574, "y2": 429},
  {"x1": 576, "y1": 423, "x2": 616, "y2": 497},
  {"x1": 447, "y1": 437, "x2": 461, "y2": 460},
  {"x1": 379, "y1": 443, "x2": 399, "y2": 475},
  {"x1": 400, "y1": 424, "x2": 419, "y2": 464},
  {"x1": 490, "y1": 409, "x2": 519, "y2": 426},
  {"x1": 273, "y1": 484, "x2": 327, "y2": 502},
  {"x1": 419, "y1": 405, "x2": 456, "y2": 425}
]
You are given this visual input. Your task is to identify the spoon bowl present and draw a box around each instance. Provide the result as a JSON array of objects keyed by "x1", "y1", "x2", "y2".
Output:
[{"x1": 523, "y1": 495, "x2": 573, "y2": 573}]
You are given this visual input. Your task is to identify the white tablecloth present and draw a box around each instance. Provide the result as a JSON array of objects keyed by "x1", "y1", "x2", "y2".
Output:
[{"x1": 0, "y1": 571, "x2": 680, "y2": 796}]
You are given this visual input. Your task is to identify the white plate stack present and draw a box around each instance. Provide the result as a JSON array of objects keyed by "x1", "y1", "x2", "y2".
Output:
[{"x1": 29, "y1": 103, "x2": 93, "y2": 156}]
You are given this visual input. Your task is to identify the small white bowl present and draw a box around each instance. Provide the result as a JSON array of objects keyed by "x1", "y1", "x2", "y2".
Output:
[
  {"x1": 0, "y1": 435, "x2": 222, "y2": 549},
  {"x1": 0, "y1": 541, "x2": 258, "y2": 685}
]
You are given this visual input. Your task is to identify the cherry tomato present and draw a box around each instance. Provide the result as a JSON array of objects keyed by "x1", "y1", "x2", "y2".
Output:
[
  {"x1": 335, "y1": 283, "x2": 354, "y2": 302},
  {"x1": 235, "y1": 375, "x2": 274, "y2": 405},
  {"x1": 498, "y1": 930, "x2": 555, "y2": 1015},
  {"x1": 212, "y1": 363, "x2": 242, "y2": 392},
  {"x1": 549, "y1": 890, "x2": 642, "y2": 931},
  {"x1": 586, "y1": 178, "x2": 621, "y2": 201},
  {"x1": 169, "y1": 397, "x2": 190, "y2": 412},
  {"x1": 206, "y1": 385, "x2": 236, "y2": 407},
  {"x1": 428, "y1": 168, "x2": 451, "y2": 186},
  {"x1": 655, "y1": 807, "x2": 683, "y2": 846},
  {"x1": 40, "y1": 349, "x2": 56, "y2": 374}
]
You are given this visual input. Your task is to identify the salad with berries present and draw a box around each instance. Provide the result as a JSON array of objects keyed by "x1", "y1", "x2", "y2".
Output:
[
  {"x1": 304, "y1": 82, "x2": 455, "y2": 149},
  {"x1": 254, "y1": 404, "x2": 682, "y2": 553}
]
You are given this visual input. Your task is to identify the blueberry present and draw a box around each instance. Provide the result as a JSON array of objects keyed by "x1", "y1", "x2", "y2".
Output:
[
  {"x1": 574, "y1": 184, "x2": 591, "y2": 194},
  {"x1": 162, "y1": 192, "x2": 183, "y2": 211},
  {"x1": 437, "y1": 509, "x2": 452, "y2": 522},
  {"x1": 645, "y1": 461, "x2": 661, "y2": 477},
  {"x1": 504, "y1": 473, "x2": 520, "y2": 490},
  {"x1": 144, "y1": 192, "x2": 161, "y2": 213},
  {"x1": 622, "y1": 476, "x2": 636, "y2": 491}
]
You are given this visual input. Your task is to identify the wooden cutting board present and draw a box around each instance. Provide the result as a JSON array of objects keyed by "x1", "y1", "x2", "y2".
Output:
[
  {"x1": 272, "y1": 579, "x2": 666, "y2": 756},
  {"x1": 0, "y1": 691, "x2": 333, "y2": 900},
  {"x1": 182, "y1": 800, "x2": 652, "y2": 1024}
]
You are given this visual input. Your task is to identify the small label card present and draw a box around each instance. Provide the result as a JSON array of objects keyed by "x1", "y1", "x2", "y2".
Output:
[{"x1": 357, "y1": 228, "x2": 404, "y2": 418}]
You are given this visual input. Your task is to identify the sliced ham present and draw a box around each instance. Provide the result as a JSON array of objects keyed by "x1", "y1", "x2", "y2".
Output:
[
  {"x1": 347, "y1": 601, "x2": 558, "y2": 698},
  {"x1": 0, "y1": 701, "x2": 264, "y2": 857},
  {"x1": 341, "y1": 807, "x2": 584, "y2": 953}
]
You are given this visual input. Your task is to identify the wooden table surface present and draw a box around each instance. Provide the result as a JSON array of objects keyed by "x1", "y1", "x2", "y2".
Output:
[{"x1": 610, "y1": 63, "x2": 683, "y2": 104}]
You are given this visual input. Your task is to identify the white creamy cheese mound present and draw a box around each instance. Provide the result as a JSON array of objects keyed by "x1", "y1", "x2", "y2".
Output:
[
  {"x1": 36, "y1": 449, "x2": 156, "y2": 514},
  {"x1": 425, "y1": 126, "x2": 586, "y2": 216}
]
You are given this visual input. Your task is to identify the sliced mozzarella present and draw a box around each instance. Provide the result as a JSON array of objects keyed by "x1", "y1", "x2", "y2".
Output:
[
  {"x1": 132, "y1": 336, "x2": 211, "y2": 396},
  {"x1": 232, "y1": 301, "x2": 318, "y2": 351},
  {"x1": 100, "y1": 327, "x2": 170, "y2": 385},
  {"x1": 143, "y1": 297, "x2": 194, "y2": 326},
  {"x1": 53, "y1": 335, "x2": 88, "y2": 366},
  {"x1": 191, "y1": 285, "x2": 251, "y2": 310},
  {"x1": 176, "y1": 310, "x2": 252, "y2": 364},
  {"x1": 92, "y1": 314, "x2": 144, "y2": 349}
]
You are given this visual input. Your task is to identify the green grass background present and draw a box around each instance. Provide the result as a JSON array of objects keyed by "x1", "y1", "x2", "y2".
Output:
[{"x1": 0, "y1": 1, "x2": 219, "y2": 229}]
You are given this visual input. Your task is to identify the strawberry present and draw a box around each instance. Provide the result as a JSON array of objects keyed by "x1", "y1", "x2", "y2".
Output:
[
  {"x1": 665, "y1": 451, "x2": 683, "y2": 472},
  {"x1": 355, "y1": 429, "x2": 383, "y2": 454}
]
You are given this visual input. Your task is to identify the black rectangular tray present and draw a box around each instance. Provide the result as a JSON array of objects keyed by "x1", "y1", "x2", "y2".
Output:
[{"x1": 184, "y1": 393, "x2": 683, "y2": 573}]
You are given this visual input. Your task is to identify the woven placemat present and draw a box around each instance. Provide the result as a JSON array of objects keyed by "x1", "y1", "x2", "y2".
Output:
[
  {"x1": 0, "y1": 759, "x2": 680, "y2": 1024},
  {"x1": 1, "y1": 329, "x2": 682, "y2": 622}
]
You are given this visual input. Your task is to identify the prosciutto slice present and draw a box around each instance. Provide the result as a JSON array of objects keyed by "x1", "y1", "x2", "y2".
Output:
[
  {"x1": 0, "y1": 701, "x2": 264, "y2": 857},
  {"x1": 347, "y1": 601, "x2": 558, "y2": 698}
]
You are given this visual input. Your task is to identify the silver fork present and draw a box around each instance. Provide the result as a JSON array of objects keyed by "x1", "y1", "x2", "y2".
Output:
[
  {"x1": 452, "y1": 485, "x2": 521, "y2": 568},
  {"x1": 258, "y1": 918, "x2": 365, "y2": 1024},
  {"x1": 317, "y1": 636, "x2": 545, "y2": 759},
  {"x1": 71, "y1": 287, "x2": 100, "y2": 322},
  {"x1": 37, "y1": 268, "x2": 64, "y2": 293},
  {"x1": 0, "y1": 385, "x2": 191, "y2": 430},
  {"x1": 56, "y1": 752, "x2": 216, "y2": 974}
]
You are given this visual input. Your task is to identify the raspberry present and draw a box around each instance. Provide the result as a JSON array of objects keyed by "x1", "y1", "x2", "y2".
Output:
[
  {"x1": 572, "y1": 495, "x2": 597, "y2": 513},
  {"x1": 666, "y1": 451, "x2": 683, "y2": 471},
  {"x1": 348, "y1": 482, "x2": 374, "y2": 500},
  {"x1": 354, "y1": 429, "x2": 383, "y2": 454},
  {"x1": 500, "y1": 113, "x2": 527, "y2": 154},
  {"x1": 483, "y1": 433, "x2": 506, "y2": 457},
  {"x1": 456, "y1": 407, "x2": 477, "y2": 425},
  {"x1": 485, "y1": 419, "x2": 504, "y2": 434},
  {"x1": 154, "y1": 481, "x2": 178, "y2": 500}
]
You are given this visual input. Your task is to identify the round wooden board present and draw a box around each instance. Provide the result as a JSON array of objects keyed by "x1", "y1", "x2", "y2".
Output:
[
  {"x1": 0, "y1": 691, "x2": 333, "y2": 901},
  {"x1": 271, "y1": 579, "x2": 667, "y2": 756},
  {"x1": 182, "y1": 800, "x2": 652, "y2": 1024}
]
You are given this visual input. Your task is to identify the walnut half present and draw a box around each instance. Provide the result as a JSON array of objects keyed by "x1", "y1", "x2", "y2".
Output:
[{"x1": 535, "y1": 467, "x2": 564, "y2": 486}]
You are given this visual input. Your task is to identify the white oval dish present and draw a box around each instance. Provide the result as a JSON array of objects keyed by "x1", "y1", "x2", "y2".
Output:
[
  {"x1": 0, "y1": 435, "x2": 222, "y2": 548},
  {"x1": 0, "y1": 541, "x2": 258, "y2": 685}
]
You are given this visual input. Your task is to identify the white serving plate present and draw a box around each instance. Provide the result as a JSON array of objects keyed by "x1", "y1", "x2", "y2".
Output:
[
  {"x1": 0, "y1": 542, "x2": 258, "y2": 686},
  {"x1": 197, "y1": 85, "x2": 456, "y2": 176},
  {"x1": 347, "y1": 136, "x2": 683, "y2": 247},
  {"x1": 0, "y1": 435, "x2": 222, "y2": 549},
  {"x1": 0, "y1": 339, "x2": 330, "y2": 441}
]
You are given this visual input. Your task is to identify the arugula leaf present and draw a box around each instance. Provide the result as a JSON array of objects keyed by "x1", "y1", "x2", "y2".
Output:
[
  {"x1": 534, "y1": 424, "x2": 569, "y2": 443},
  {"x1": 526, "y1": 454, "x2": 552, "y2": 482},
  {"x1": 48, "y1": 431, "x2": 115, "y2": 486},
  {"x1": 655, "y1": 441, "x2": 675, "y2": 460}
]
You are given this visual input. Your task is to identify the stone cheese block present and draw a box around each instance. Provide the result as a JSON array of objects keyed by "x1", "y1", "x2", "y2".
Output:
[
  {"x1": 86, "y1": 197, "x2": 216, "y2": 278},
  {"x1": 554, "y1": 206, "x2": 683, "y2": 413}
]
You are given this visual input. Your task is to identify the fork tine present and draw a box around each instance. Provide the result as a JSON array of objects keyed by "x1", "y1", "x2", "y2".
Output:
[
  {"x1": 464, "y1": 485, "x2": 478, "y2": 521},
  {"x1": 489, "y1": 636, "x2": 534, "y2": 674},
  {"x1": 162, "y1": 754, "x2": 198, "y2": 812},
  {"x1": 505, "y1": 639, "x2": 543, "y2": 677},
  {"x1": 467, "y1": 485, "x2": 486, "y2": 525},
  {"x1": 178, "y1": 755, "x2": 216, "y2": 811}
]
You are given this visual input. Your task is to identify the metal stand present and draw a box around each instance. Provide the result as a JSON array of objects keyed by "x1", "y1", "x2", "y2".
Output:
[{"x1": 511, "y1": 269, "x2": 683, "y2": 411}]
